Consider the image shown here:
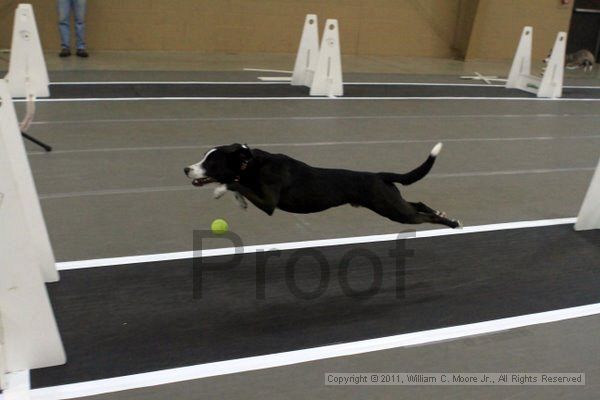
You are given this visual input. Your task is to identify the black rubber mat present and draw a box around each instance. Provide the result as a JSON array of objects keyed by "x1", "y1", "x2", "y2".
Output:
[
  {"x1": 31, "y1": 224, "x2": 600, "y2": 388},
  {"x1": 47, "y1": 83, "x2": 600, "y2": 99}
]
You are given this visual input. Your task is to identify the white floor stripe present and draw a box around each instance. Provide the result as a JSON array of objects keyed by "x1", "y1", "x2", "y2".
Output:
[
  {"x1": 432, "y1": 167, "x2": 594, "y2": 178},
  {"x1": 27, "y1": 136, "x2": 600, "y2": 156},
  {"x1": 50, "y1": 81, "x2": 289, "y2": 85},
  {"x1": 52, "y1": 81, "x2": 494, "y2": 86},
  {"x1": 25, "y1": 113, "x2": 600, "y2": 126},
  {"x1": 29, "y1": 302, "x2": 600, "y2": 400},
  {"x1": 48, "y1": 81, "x2": 600, "y2": 89},
  {"x1": 56, "y1": 217, "x2": 576, "y2": 270},
  {"x1": 257, "y1": 77, "x2": 293, "y2": 81},
  {"x1": 243, "y1": 68, "x2": 293, "y2": 74},
  {"x1": 38, "y1": 185, "x2": 193, "y2": 200},
  {"x1": 14, "y1": 96, "x2": 600, "y2": 103},
  {"x1": 39, "y1": 166, "x2": 594, "y2": 199}
]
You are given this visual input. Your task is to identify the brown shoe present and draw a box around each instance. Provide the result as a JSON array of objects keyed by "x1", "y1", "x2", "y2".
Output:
[
  {"x1": 76, "y1": 49, "x2": 89, "y2": 58},
  {"x1": 59, "y1": 48, "x2": 71, "y2": 57}
]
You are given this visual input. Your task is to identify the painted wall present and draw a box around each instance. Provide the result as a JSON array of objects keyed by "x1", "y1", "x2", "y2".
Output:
[
  {"x1": 0, "y1": 0, "x2": 461, "y2": 57},
  {"x1": 453, "y1": 0, "x2": 480, "y2": 57},
  {"x1": 0, "y1": 0, "x2": 574, "y2": 60},
  {"x1": 466, "y1": 0, "x2": 573, "y2": 60}
]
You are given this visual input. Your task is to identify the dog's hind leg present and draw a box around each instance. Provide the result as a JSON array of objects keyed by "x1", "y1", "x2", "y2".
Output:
[
  {"x1": 367, "y1": 189, "x2": 461, "y2": 229},
  {"x1": 410, "y1": 202, "x2": 447, "y2": 218},
  {"x1": 385, "y1": 206, "x2": 461, "y2": 228},
  {"x1": 407, "y1": 212, "x2": 462, "y2": 229}
]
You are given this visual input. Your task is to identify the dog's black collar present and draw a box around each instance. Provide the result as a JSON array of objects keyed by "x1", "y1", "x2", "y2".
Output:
[{"x1": 234, "y1": 159, "x2": 250, "y2": 182}]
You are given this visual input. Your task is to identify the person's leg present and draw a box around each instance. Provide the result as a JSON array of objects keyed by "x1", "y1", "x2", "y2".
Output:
[
  {"x1": 73, "y1": 0, "x2": 87, "y2": 51},
  {"x1": 57, "y1": 0, "x2": 71, "y2": 51}
]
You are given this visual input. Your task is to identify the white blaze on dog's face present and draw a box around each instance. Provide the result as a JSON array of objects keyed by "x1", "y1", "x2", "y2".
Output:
[
  {"x1": 184, "y1": 144, "x2": 252, "y2": 187},
  {"x1": 185, "y1": 149, "x2": 216, "y2": 181},
  {"x1": 184, "y1": 149, "x2": 219, "y2": 188}
]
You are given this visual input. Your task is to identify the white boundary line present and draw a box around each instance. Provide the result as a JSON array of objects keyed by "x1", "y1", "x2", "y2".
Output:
[
  {"x1": 29, "y1": 302, "x2": 600, "y2": 400},
  {"x1": 56, "y1": 217, "x2": 576, "y2": 271},
  {"x1": 243, "y1": 68, "x2": 293, "y2": 74},
  {"x1": 51, "y1": 81, "x2": 291, "y2": 85},
  {"x1": 39, "y1": 169, "x2": 594, "y2": 200},
  {"x1": 51, "y1": 81, "x2": 500, "y2": 86},
  {"x1": 48, "y1": 81, "x2": 600, "y2": 89},
  {"x1": 26, "y1": 113, "x2": 600, "y2": 126},
  {"x1": 258, "y1": 76, "x2": 293, "y2": 81},
  {"x1": 27, "y1": 138, "x2": 600, "y2": 156},
  {"x1": 14, "y1": 96, "x2": 600, "y2": 103}
]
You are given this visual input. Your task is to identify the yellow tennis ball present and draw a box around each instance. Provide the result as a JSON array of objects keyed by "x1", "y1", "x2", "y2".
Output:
[{"x1": 211, "y1": 218, "x2": 229, "y2": 235}]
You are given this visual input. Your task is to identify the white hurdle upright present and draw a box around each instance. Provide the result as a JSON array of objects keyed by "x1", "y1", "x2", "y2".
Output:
[
  {"x1": 0, "y1": 81, "x2": 56, "y2": 283},
  {"x1": 252, "y1": 14, "x2": 344, "y2": 96},
  {"x1": 575, "y1": 155, "x2": 600, "y2": 231},
  {"x1": 5, "y1": 2, "x2": 52, "y2": 153},
  {"x1": 291, "y1": 14, "x2": 320, "y2": 87},
  {"x1": 506, "y1": 27, "x2": 565, "y2": 99},
  {"x1": 0, "y1": 80, "x2": 66, "y2": 393},
  {"x1": 310, "y1": 19, "x2": 343, "y2": 97},
  {"x1": 538, "y1": 31, "x2": 566, "y2": 98},
  {"x1": 2, "y1": 3, "x2": 54, "y2": 280},
  {"x1": 4, "y1": 4, "x2": 49, "y2": 99}
]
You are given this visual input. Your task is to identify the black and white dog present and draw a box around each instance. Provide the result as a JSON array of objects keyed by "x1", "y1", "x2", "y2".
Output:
[{"x1": 184, "y1": 143, "x2": 461, "y2": 228}]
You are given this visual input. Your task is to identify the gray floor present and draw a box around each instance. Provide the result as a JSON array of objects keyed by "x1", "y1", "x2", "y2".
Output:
[
  {"x1": 6, "y1": 54, "x2": 599, "y2": 399},
  {"x1": 77, "y1": 314, "x2": 600, "y2": 400},
  {"x1": 24, "y1": 97, "x2": 600, "y2": 261}
]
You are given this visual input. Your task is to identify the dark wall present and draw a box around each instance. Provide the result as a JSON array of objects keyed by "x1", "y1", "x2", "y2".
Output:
[{"x1": 567, "y1": 0, "x2": 600, "y2": 58}]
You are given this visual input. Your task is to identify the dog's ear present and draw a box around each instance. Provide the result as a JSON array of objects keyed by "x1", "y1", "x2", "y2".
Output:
[
  {"x1": 239, "y1": 143, "x2": 253, "y2": 160},
  {"x1": 222, "y1": 143, "x2": 253, "y2": 160},
  {"x1": 221, "y1": 143, "x2": 244, "y2": 153}
]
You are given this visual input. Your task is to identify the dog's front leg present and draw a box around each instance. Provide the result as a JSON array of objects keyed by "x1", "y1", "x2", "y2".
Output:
[
  {"x1": 214, "y1": 184, "x2": 248, "y2": 209},
  {"x1": 213, "y1": 184, "x2": 228, "y2": 199},
  {"x1": 227, "y1": 182, "x2": 278, "y2": 216},
  {"x1": 234, "y1": 192, "x2": 248, "y2": 209}
]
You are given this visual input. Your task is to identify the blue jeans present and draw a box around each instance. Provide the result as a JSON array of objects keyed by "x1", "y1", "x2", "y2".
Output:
[{"x1": 57, "y1": 0, "x2": 86, "y2": 50}]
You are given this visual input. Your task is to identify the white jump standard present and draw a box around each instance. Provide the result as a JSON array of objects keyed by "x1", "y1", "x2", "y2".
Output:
[
  {"x1": 4, "y1": 4, "x2": 48, "y2": 98},
  {"x1": 309, "y1": 19, "x2": 343, "y2": 97},
  {"x1": 506, "y1": 26, "x2": 566, "y2": 99},
  {"x1": 4, "y1": 3, "x2": 52, "y2": 151},
  {"x1": 0, "y1": 80, "x2": 66, "y2": 397},
  {"x1": 1, "y1": 4, "x2": 64, "y2": 396},
  {"x1": 291, "y1": 14, "x2": 319, "y2": 87},
  {"x1": 575, "y1": 155, "x2": 600, "y2": 231},
  {"x1": 247, "y1": 14, "x2": 344, "y2": 96}
]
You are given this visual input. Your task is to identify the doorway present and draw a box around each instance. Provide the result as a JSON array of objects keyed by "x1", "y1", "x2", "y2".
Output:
[{"x1": 567, "y1": 0, "x2": 600, "y2": 60}]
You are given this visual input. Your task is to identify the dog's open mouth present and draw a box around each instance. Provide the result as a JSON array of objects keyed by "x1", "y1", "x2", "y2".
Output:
[{"x1": 191, "y1": 177, "x2": 216, "y2": 187}]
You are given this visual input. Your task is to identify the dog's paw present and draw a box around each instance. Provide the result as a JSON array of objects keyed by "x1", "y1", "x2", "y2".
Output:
[
  {"x1": 213, "y1": 185, "x2": 227, "y2": 199},
  {"x1": 453, "y1": 220, "x2": 463, "y2": 229},
  {"x1": 234, "y1": 193, "x2": 248, "y2": 210}
]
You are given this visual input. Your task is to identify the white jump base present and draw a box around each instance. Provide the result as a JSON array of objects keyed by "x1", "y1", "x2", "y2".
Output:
[{"x1": 506, "y1": 27, "x2": 565, "y2": 99}]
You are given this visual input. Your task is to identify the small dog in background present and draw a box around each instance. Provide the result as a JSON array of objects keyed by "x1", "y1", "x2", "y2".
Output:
[{"x1": 545, "y1": 49, "x2": 596, "y2": 72}]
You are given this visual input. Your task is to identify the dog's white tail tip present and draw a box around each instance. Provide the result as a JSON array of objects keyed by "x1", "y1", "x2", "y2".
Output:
[{"x1": 431, "y1": 142, "x2": 443, "y2": 157}]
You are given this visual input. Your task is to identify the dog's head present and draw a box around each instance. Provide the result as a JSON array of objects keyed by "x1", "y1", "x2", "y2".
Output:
[{"x1": 184, "y1": 143, "x2": 253, "y2": 186}]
